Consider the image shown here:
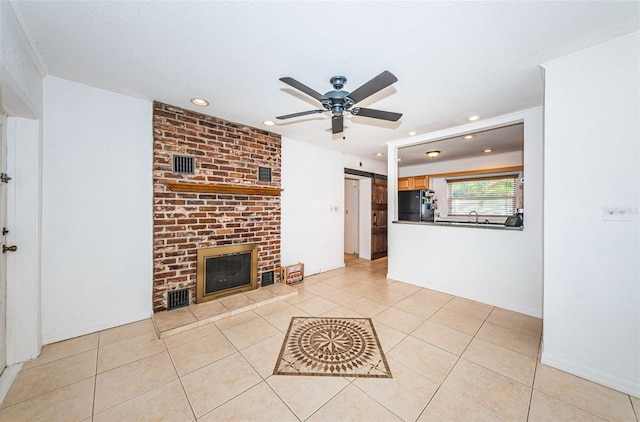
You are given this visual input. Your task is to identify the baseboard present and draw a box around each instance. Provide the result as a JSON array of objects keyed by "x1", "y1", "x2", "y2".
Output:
[
  {"x1": 386, "y1": 271, "x2": 542, "y2": 318},
  {"x1": 541, "y1": 352, "x2": 640, "y2": 397},
  {"x1": 319, "y1": 262, "x2": 346, "y2": 273},
  {"x1": 42, "y1": 310, "x2": 151, "y2": 345},
  {"x1": 0, "y1": 363, "x2": 23, "y2": 406},
  {"x1": 488, "y1": 299, "x2": 542, "y2": 319}
]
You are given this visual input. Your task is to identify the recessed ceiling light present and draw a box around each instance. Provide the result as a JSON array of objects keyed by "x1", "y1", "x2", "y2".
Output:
[
  {"x1": 375, "y1": 152, "x2": 384, "y2": 157},
  {"x1": 397, "y1": 158, "x2": 402, "y2": 162},
  {"x1": 263, "y1": 120, "x2": 276, "y2": 126},
  {"x1": 190, "y1": 97, "x2": 209, "y2": 107},
  {"x1": 484, "y1": 149, "x2": 493, "y2": 153},
  {"x1": 464, "y1": 135, "x2": 474, "y2": 140},
  {"x1": 426, "y1": 151, "x2": 441, "y2": 158},
  {"x1": 467, "y1": 115, "x2": 480, "y2": 121},
  {"x1": 409, "y1": 131, "x2": 418, "y2": 136}
]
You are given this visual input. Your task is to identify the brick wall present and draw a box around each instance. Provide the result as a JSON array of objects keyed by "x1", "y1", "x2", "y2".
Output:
[{"x1": 152, "y1": 102, "x2": 281, "y2": 312}]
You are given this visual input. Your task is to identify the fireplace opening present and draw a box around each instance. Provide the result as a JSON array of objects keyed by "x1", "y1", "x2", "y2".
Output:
[{"x1": 196, "y1": 244, "x2": 258, "y2": 303}]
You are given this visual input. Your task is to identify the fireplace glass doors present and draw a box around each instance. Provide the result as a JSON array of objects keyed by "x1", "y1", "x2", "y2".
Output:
[{"x1": 196, "y1": 244, "x2": 258, "y2": 303}]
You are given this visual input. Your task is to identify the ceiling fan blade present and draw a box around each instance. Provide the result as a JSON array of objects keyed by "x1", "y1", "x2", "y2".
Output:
[
  {"x1": 276, "y1": 110, "x2": 324, "y2": 120},
  {"x1": 279, "y1": 77, "x2": 325, "y2": 101},
  {"x1": 332, "y1": 115, "x2": 344, "y2": 134},
  {"x1": 347, "y1": 71, "x2": 398, "y2": 104},
  {"x1": 352, "y1": 107, "x2": 402, "y2": 121}
]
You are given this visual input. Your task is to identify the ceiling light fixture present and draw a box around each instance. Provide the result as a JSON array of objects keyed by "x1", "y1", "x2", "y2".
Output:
[
  {"x1": 190, "y1": 97, "x2": 209, "y2": 107},
  {"x1": 484, "y1": 149, "x2": 493, "y2": 153},
  {"x1": 375, "y1": 152, "x2": 384, "y2": 156},
  {"x1": 397, "y1": 158, "x2": 402, "y2": 162},
  {"x1": 263, "y1": 120, "x2": 276, "y2": 126},
  {"x1": 464, "y1": 135, "x2": 474, "y2": 140},
  {"x1": 426, "y1": 151, "x2": 441, "y2": 158},
  {"x1": 409, "y1": 131, "x2": 418, "y2": 136},
  {"x1": 467, "y1": 115, "x2": 480, "y2": 121}
]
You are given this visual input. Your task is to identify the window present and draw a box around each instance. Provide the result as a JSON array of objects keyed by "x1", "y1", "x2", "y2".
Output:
[{"x1": 447, "y1": 174, "x2": 517, "y2": 216}]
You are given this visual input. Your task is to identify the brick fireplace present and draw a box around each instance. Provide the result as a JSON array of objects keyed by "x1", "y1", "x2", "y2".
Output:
[{"x1": 152, "y1": 102, "x2": 281, "y2": 312}]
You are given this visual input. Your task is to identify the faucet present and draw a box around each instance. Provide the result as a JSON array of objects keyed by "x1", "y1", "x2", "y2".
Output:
[{"x1": 468, "y1": 210, "x2": 478, "y2": 224}]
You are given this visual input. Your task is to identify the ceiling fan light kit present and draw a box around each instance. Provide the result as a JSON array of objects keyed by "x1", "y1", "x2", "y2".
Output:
[{"x1": 277, "y1": 70, "x2": 403, "y2": 135}]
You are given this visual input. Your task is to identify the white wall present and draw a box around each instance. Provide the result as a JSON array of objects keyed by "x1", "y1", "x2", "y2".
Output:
[
  {"x1": 41, "y1": 77, "x2": 153, "y2": 343},
  {"x1": 281, "y1": 138, "x2": 386, "y2": 275},
  {"x1": 387, "y1": 109, "x2": 543, "y2": 317},
  {"x1": 542, "y1": 33, "x2": 640, "y2": 396}
]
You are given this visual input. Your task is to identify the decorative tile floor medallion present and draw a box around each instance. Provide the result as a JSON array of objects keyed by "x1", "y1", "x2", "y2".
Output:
[{"x1": 274, "y1": 317, "x2": 392, "y2": 378}]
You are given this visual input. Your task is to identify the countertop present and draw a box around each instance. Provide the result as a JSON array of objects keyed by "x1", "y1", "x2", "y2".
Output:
[{"x1": 392, "y1": 220, "x2": 524, "y2": 231}]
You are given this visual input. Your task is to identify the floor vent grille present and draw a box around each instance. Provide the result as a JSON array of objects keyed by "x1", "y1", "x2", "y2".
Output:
[
  {"x1": 261, "y1": 270, "x2": 274, "y2": 286},
  {"x1": 167, "y1": 288, "x2": 190, "y2": 310}
]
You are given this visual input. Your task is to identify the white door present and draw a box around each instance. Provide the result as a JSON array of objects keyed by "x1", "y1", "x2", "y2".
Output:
[
  {"x1": 0, "y1": 115, "x2": 7, "y2": 375},
  {"x1": 344, "y1": 179, "x2": 359, "y2": 254}
]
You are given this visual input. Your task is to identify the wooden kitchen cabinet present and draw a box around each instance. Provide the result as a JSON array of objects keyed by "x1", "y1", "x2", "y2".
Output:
[
  {"x1": 398, "y1": 177, "x2": 412, "y2": 191},
  {"x1": 398, "y1": 175, "x2": 430, "y2": 191},
  {"x1": 413, "y1": 175, "x2": 429, "y2": 190}
]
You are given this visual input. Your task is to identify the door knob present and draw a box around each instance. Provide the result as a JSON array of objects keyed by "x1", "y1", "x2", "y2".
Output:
[{"x1": 2, "y1": 245, "x2": 17, "y2": 253}]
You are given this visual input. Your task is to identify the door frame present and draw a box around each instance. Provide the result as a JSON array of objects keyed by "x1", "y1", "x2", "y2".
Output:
[{"x1": 343, "y1": 169, "x2": 388, "y2": 260}]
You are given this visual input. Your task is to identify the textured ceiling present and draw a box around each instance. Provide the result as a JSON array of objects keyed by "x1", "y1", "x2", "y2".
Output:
[{"x1": 10, "y1": 1, "x2": 640, "y2": 165}]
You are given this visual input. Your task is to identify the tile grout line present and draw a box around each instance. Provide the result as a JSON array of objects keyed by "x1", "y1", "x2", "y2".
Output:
[
  {"x1": 166, "y1": 341, "x2": 198, "y2": 422},
  {"x1": 261, "y1": 376, "x2": 303, "y2": 422},
  {"x1": 419, "y1": 315, "x2": 507, "y2": 422},
  {"x1": 301, "y1": 381, "x2": 353, "y2": 422},
  {"x1": 0, "y1": 362, "x2": 98, "y2": 410},
  {"x1": 354, "y1": 295, "x2": 455, "y2": 421},
  {"x1": 630, "y1": 395, "x2": 640, "y2": 422},
  {"x1": 91, "y1": 333, "x2": 100, "y2": 419},
  {"x1": 531, "y1": 367, "x2": 634, "y2": 421},
  {"x1": 525, "y1": 359, "x2": 540, "y2": 421}
]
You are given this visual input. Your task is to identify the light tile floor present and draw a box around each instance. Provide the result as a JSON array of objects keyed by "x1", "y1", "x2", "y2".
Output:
[{"x1": 1, "y1": 255, "x2": 638, "y2": 421}]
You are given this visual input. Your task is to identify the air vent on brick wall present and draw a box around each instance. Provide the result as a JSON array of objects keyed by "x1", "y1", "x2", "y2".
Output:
[
  {"x1": 167, "y1": 288, "x2": 190, "y2": 310},
  {"x1": 261, "y1": 271, "x2": 275, "y2": 286},
  {"x1": 258, "y1": 166, "x2": 272, "y2": 182},
  {"x1": 173, "y1": 155, "x2": 195, "y2": 174}
]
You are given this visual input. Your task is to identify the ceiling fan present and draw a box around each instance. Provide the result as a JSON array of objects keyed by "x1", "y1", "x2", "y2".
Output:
[{"x1": 276, "y1": 70, "x2": 402, "y2": 134}]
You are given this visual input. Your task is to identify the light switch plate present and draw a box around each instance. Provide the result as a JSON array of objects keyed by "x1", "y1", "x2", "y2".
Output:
[{"x1": 603, "y1": 205, "x2": 631, "y2": 221}]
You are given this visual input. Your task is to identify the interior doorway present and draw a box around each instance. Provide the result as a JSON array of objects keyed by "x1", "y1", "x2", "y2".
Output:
[{"x1": 343, "y1": 169, "x2": 388, "y2": 261}]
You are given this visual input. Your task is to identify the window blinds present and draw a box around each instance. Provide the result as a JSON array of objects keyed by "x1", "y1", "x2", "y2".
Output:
[{"x1": 447, "y1": 174, "x2": 517, "y2": 216}]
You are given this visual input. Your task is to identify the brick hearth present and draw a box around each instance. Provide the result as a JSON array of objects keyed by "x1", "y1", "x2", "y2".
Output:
[{"x1": 152, "y1": 102, "x2": 282, "y2": 312}]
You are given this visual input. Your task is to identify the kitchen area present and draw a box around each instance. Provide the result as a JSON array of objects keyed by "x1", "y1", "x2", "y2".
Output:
[
  {"x1": 394, "y1": 124, "x2": 524, "y2": 230},
  {"x1": 386, "y1": 110, "x2": 543, "y2": 319}
]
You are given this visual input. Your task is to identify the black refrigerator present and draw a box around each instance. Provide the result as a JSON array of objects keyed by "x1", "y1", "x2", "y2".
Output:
[{"x1": 398, "y1": 190, "x2": 435, "y2": 222}]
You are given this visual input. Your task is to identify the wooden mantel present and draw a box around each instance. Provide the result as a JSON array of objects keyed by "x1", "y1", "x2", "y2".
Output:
[{"x1": 165, "y1": 182, "x2": 283, "y2": 196}]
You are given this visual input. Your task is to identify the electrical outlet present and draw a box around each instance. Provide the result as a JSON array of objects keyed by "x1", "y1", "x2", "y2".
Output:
[{"x1": 603, "y1": 205, "x2": 631, "y2": 221}]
